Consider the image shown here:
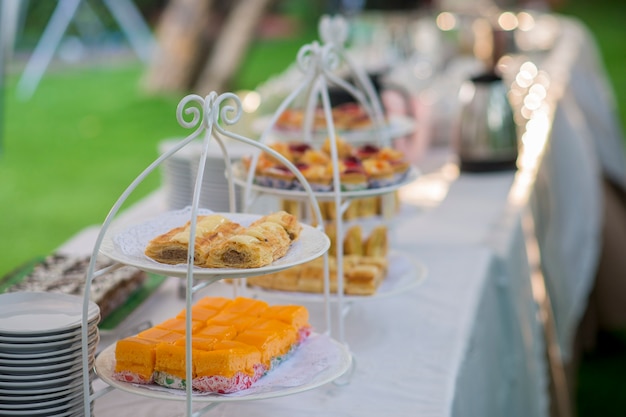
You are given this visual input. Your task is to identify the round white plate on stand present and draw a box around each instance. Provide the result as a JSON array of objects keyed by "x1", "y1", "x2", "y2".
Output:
[
  {"x1": 95, "y1": 332, "x2": 351, "y2": 402},
  {"x1": 101, "y1": 209, "x2": 330, "y2": 279}
]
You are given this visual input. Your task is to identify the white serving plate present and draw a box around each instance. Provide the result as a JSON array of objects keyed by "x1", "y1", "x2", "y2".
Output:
[
  {"x1": 0, "y1": 361, "x2": 85, "y2": 382},
  {"x1": 0, "y1": 386, "x2": 83, "y2": 410},
  {"x1": 0, "y1": 369, "x2": 84, "y2": 389},
  {"x1": 0, "y1": 395, "x2": 84, "y2": 416},
  {"x1": 95, "y1": 332, "x2": 351, "y2": 402},
  {"x1": 0, "y1": 292, "x2": 99, "y2": 336},
  {"x1": 0, "y1": 380, "x2": 83, "y2": 402},
  {"x1": 0, "y1": 317, "x2": 99, "y2": 343},
  {"x1": 0, "y1": 375, "x2": 86, "y2": 395},
  {"x1": 0, "y1": 338, "x2": 94, "y2": 360},
  {"x1": 101, "y1": 209, "x2": 330, "y2": 279},
  {"x1": 0, "y1": 345, "x2": 94, "y2": 366},
  {"x1": 0, "y1": 328, "x2": 98, "y2": 354},
  {"x1": 0, "y1": 359, "x2": 81, "y2": 374}
]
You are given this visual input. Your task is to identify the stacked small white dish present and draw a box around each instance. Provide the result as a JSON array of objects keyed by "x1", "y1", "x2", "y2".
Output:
[
  {"x1": 158, "y1": 139, "x2": 196, "y2": 210},
  {"x1": 192, "y1": 142, "x2": 249, "y2": 212},
  {"x1": 0, "y1": 292, "x2": 100, "y2": 416},
  {"x1": 159, "y1": 138, "x2": 248, "y2": 212}
]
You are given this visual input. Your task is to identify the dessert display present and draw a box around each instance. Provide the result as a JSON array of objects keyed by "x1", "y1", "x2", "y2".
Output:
[
  {"x1": 246, "y1": 224, "x2": 389, "y2": 296},
  {"x1": 275, "y1": 103, "x2": 377, "y2": 132},
  {"x1": 3, "y1": 253, "x2": 147, "y2": 321},
  {"x1": 113, "y1": 296, "x2": 311, "y2": 394},
  {"x1": 144, "y1": 211, "x2": 302, "y2": 269},
  {"x1": 242, "y1": 137, "x2": 410, "y2": 192}
]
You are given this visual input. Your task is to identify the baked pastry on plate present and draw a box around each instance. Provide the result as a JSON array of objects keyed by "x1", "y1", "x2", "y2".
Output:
[{"x1": 144, "y1": 214, "x2": 243, "y2": 265}]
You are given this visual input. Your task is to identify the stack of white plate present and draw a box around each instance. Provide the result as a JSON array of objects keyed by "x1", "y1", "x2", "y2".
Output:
[
  {"x1": 159, "y1": 138, "x2": 249, "y2": 212},
  {"x1": 158, "y1": 139, "x2": 197, "y2": 210},
  {"x1": 0, "y1": 292, "x2": 100, "y2": 417}
]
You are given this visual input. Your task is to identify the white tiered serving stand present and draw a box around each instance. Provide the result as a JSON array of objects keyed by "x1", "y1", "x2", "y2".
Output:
[
  {"x1": 236, "y1": 15, "x2": 423, "y2": 345},
  {"x1": 78, "y1": 91, "x2": 351, "y2": 417}
]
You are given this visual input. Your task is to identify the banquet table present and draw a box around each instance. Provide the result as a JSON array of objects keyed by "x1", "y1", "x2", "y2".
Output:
[{"x1": 52, "y1": 13, "x2": 626, "y2": 417}]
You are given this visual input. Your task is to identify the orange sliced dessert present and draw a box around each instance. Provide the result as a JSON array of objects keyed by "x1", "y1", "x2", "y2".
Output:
[{"x1": 113, "y1": 296, "x2": 311, "y2": 394}]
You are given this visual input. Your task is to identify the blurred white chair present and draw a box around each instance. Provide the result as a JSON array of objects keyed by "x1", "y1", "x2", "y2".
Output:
[
  {"x1": 0, "y1": 0, "x2": 22, "y2": 151},
  {"x1": 14, "y1": 0, "x2": 156, "y2": 100}
]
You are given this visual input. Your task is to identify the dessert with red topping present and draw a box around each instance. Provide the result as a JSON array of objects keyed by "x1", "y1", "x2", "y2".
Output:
[
  {"x1": 354, "y1": 144, "x2": 380, "y2": 160},
  {"x1": 339, "y1": 157, "x2": 368, "y2": 191},
  {"x1": 322, "y1": 136, "x2": 353, "y2": 159},
  {"x1": 363, "y1": 159, "x2": 395, "y2": 188},
  {"x1": 295, "y1": 163, "x2": 332, "y2": 192},
  {"x1": 377, "y1": 147, "x2": 410, "y2": 180}
]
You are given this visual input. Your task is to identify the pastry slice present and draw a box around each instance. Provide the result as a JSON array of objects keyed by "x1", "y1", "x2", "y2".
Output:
[
  {"x1": 144, "y1": 214, "x2": 243, "y2": 265},
  {"x1": 250, "y1": 210, "x2": 302, "y2": 241},
  {"x1": 345, "y1": 264, "x2": 383, "y2": 295},
  {"x1": 343, "y1": 225, "x2": 363, "y2": 256},
  {"x1": 357, "y1": 197, "x2": 379, "y2": 217},
  {"x1": 204, "y1": 222, "x2": 291, "y2": 268},
  {"x1": 359, "y1": 255, "x2": 389, "y2": 276},
  {"x1": 325, "y1": 223, "x2": 337, "y2": 257},
  {"x1": 205, "y1": 235, "x2": 274, "y2": 269},
  {"x1": 246, "y1": 274, "x2": 277, "y2": 291},
  {"x1": 363, "y1": 225, "x2": 388, "y2": 257},
  {"x1": 268, "y1": 268, "x2": 301, "y2": 292}
]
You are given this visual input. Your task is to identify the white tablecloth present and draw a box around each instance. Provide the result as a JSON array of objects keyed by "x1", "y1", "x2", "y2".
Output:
[{"x1": 51, "y1": 14, "x2": 624, "y2": 417}]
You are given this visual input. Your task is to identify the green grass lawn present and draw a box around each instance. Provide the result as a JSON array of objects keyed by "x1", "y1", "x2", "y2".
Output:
[
  {"x1": 0, "y1": 65, "x2": 182, "y2": 276},
  {"x1": 559, "y1": 0, "x2": 626, "y2": 133},
  {"x1": 0, "y1": 24, "x2": 319, "y2": 277}
]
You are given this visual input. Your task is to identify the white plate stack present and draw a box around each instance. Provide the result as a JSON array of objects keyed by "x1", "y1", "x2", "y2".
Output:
[
  {"x1": 0, "y1": 292, "x2": 100, "y2": 416},
  {"x1": 158, "y1": 139, "x2": 197, "y2": 210},
  {"x1": 159, "y1": 138, "x2": 249, "y2": 212}
]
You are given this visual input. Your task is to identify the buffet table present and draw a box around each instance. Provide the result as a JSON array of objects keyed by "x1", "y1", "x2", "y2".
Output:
[{"x1": 52, "y1": 14, "x2": 624, "y2": 417}]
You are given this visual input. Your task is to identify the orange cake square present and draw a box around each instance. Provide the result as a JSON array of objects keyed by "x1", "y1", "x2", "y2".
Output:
[
  {"x1": 261, "y1": 305, "x2": 309, "y2": 330},
  {"x1": 138, "y1": 327, "x2": 184, "y2": 344},
  {"x1": 156, "y1": 317, "x2": 205, "y2": 334},
  {"x1": 221, "y1": 297, "x2": 269, "y2": 316},
  {"x1": 207, "y1": 311, "x2": 257, "y2": 332},
  {"x1": 114, "y1": 336, "x2": 159, "y2": 382},
  {"x1": 235, "y1": 330, "x2": 286, "y2": 367},
  {"x1": 195, "y1": 296, "x2": 233, "y2": 310},
  {"x1": 194, "y1": 340, "x2": 262, "y2": 378},
  {"x1": 176, "y1": 304, "x2": 221, "y2": 322},
  {"x1": 174, "y1": 336, "x2": 220, "y2": 351},
  {"x1": 154, "y1": 342, "x2": 189, "y2": 379},
  {"x1": 195, "y1": 324, "x2": 237, "y2": 341}
]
